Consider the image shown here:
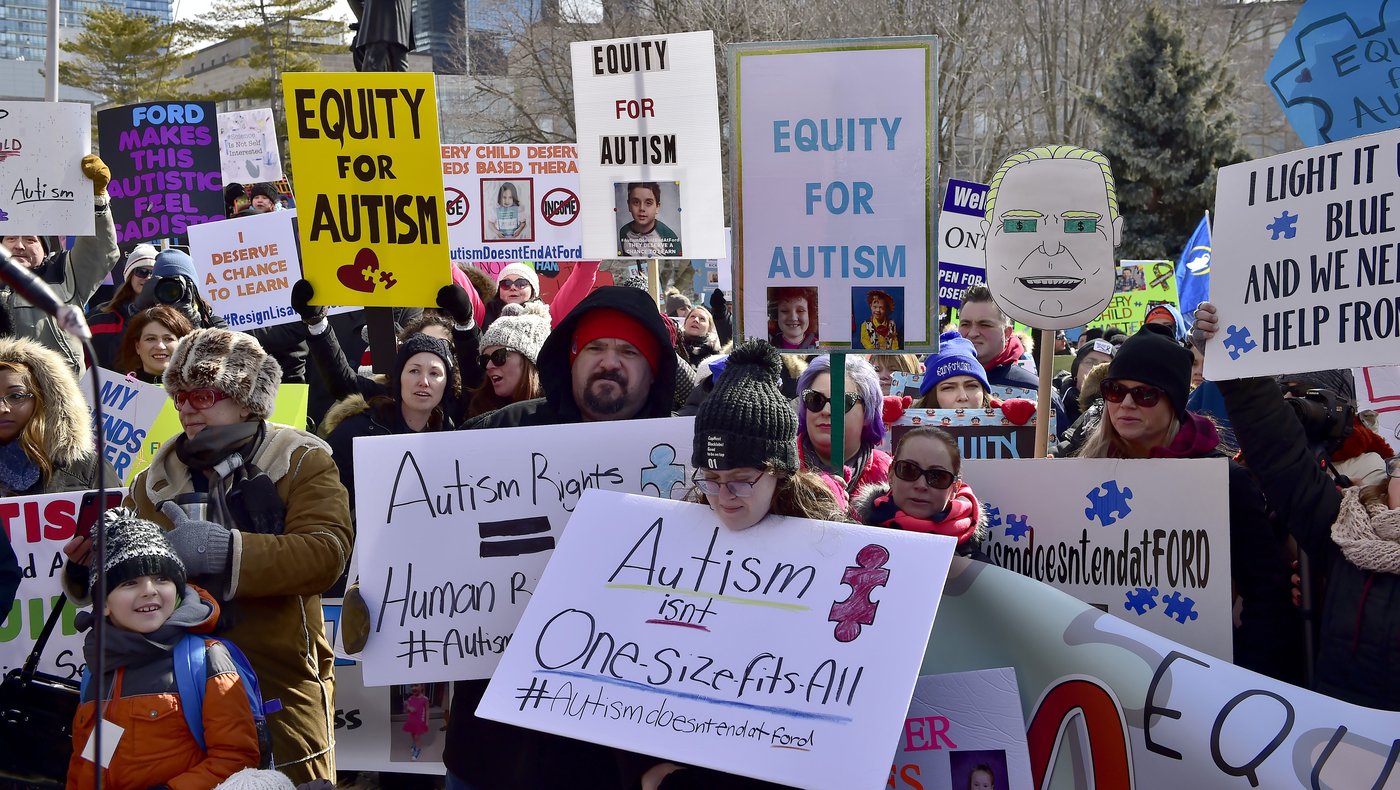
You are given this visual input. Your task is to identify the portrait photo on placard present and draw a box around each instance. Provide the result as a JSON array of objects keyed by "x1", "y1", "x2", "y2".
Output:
[
  {"x1": 482, "y1": 178, "x2": 535, "y2": 242},
  {"x1": 767, "y1": 285, "x2": 818, "y2": 350},
  {"x1": 951, "y1": 749, "x2": 1012, "y2": 790},
  {"x1": 615, "y1": 179, "x2": 682, "y2": 257},
  {"x1": 388, "y1": 682, "x2": 450, "y2": 763},
  {"x1": 853, "y1": 286, "x2": 903, "y2": 350}
]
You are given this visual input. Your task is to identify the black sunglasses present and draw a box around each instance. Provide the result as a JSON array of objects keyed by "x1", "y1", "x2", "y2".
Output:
[
  {"x1": 130, "y1": 267, "x2": 153, "y2": 279},
  {"x1": 892, "y1": 460, "x2": 956, "y2": 489},
  {"x1": 478, "y1": 348, "x2": 514, "y2": 368},
  {"x1": 801, "y1": 389, "x2": 862, "y2": 413},
  {"x1": 1100, "y1": 379, "x2": 1164, "y2": 408},
  {"x1": 499, "y1": 278, "x2": 532, "y2": 290}
]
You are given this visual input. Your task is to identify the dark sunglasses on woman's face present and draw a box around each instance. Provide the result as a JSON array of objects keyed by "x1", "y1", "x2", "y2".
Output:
[
  {"x1": 499, "y1": 278, "x2": 532, "y2": 290},
  {"x1": 130, "y1": 267, "x2": 153, "y2": 279},
  {"x1": 478, "y1": 348, "x2": 514, "y2": 369},
  {"x1": 1100, "y1": 379, "x2": 1164, "y2": 408},
  {"x1": 892, "y1": 459, "x2": 956, "y2": 489},
  {"x1": 801, "y1": 389, "x2": 862, "y2": 414}
]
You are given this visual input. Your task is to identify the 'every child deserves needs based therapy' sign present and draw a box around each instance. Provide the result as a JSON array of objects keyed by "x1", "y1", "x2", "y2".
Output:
[
  {"x1": 478, "y1": 490, "x2": 955, "y2": 790},
  {"x1": 731, "y1": 37, "x2": 938, "y2": 352},
  {"x1": 568, "y1": 31, "x2": 726, "y2": 260},
  {"x1": 440, "y1": 143, "x2": 585, "y2": 264},
  {"x1": 97, "y1": 101, "x2": 223, "y2": 243},
  {"x1": 0, "y1": 102, "x2": 94, "y2": 234},
  {"x1": 1207, "y1": 126, "x2": 1400, "y2": 379},
  {"x1": 283, "y1": 72, "x2": 447, "y2": 307}
]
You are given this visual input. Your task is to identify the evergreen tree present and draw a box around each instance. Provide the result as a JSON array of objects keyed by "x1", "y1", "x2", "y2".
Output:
[
  {"x1": 1087, "y1": 7, "x2": 1248, "y2": 260},
  {"x1": 59, "y1": 6, "x2": 196, "y2": 107}
]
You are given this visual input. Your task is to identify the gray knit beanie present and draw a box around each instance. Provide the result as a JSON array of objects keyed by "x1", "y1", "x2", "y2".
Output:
[
  {"x1": 692, "y1": 340, "x2": 798, "y2": 473},
  {"x1": 91, "y1": 508, "x2": 186, "y2": 598},
  {"x1": 480, "y1": 301, "x2": 551, "y2": 365},
  {"x1": 162, "y1": 328, "x2": 282, "y2": 418}
]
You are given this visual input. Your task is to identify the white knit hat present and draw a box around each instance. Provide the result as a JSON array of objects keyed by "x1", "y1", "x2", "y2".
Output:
[
  {"x1": 480, "y1": 301, "x2": 551, "y2": 364},
  {"x1": 125, "y1": 243, "x2": 157, "y2": 274},
  {"x1": 215, "y1": 769, "x2": 296, "y2": 790},
  {"x1": 496, "y1": 262, "x2": 540, "y2": 297}
]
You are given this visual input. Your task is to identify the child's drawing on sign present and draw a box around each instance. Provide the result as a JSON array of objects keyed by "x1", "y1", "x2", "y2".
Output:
[
  {"x1": 828, "y1": 544, "x2": 890, "y2": 642},
  {"x1": 640, "y1": 443, "x2": 687, "y2": 499}
]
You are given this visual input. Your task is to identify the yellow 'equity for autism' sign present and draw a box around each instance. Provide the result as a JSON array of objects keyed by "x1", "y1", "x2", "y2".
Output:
[{"x1": 282, "y1": 72, "x2": 448, "y2": 307}]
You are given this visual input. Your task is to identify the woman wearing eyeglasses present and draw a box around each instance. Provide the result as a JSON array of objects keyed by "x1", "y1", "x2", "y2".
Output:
[
  {"x1": 852, "y1": 426, "x2": 988, "y2": 559},
  {"x1": 115, "y1": 305, "x2": 194, "y2": 384},
  {"x1": 466, "y1": 301, "x2": 549, "y2": 419},
  {"x1": 1073, "y1": 325, "x2": 1303, "y2": 684},
  {"x1": 88, "y1": 243, "x2": 157, "y2": 369},
  {"x1": 795, "y1": 354, "x2": 891, "y2": 507},
  {"x1": 0, "y1": 337, "x2": 117, "y2": 496}
]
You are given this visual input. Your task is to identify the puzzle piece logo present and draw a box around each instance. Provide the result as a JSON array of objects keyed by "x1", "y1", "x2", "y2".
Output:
[
  {"x1": 1005, "y1": 514, "x2": 1032, "y2": 542},
  {"x1": 828, "y1": 544, "x2": 890, "y2": 643},
  {"x1": 336, "y1": 247, "x2": 397, "y2": 294},
  {"x1": 1267, "y1": 211, "x2": 1299, "y2": 240},
  {"x1": 639, "y1": 443, "x2": 686, "y2": 500},
  {"x1": 1123, "y1": 586, "x2": 1158, "y2": 616},
  {"x1": 984, "y1": 504, "x2": 1002, "y2": 531},
  {"x1": 1162, "y1": 591, "x2": 1199, "y2": 624},
  {"x1": 1085, "y1": 480, "x2": 1133, "y2": 526},
  {"x1": 1224, "y1": 324, "x2": 1257, "y2": 360},
  {"x1": 0, "y1": 207, "x2": 8, "y2": 222}
]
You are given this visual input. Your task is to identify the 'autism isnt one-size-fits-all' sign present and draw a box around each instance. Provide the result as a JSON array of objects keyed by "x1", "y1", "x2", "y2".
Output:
[{"x1": 1206, "y1": 126, "x2": 1400, "y2": 380}]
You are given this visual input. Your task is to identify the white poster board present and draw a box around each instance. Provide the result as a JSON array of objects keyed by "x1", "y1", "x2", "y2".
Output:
[
  {"x1": 1355, "y1": 365, "x2": 1400, "y2": 445},
  {"x1": 478, "y1": 490, "x2": 956, "y2": 790},
  {"x1": 441, "y1": 143, "x2": 584, "y2": 263},
  {"x1": 217, "y1": 108, "x2": 283, "y2": 184},
  {"x1": 352, "y1": 417, "x2": 695, "y2": 686},
  {"x1": 892, "y1": 669, "x2": 1034, "y2": 790},
  {"x1": 77, "y1": 368, "x2": 169, "y2": 481},
  {"x1": 1207, "y1": 127, "x2": 1400, "y2": 379},
  {"x1": 732, "y1": 38, "x2": 937, "y2": 352},
  {"x1": 0, "y1": 101, "x2": 95, "y2": 234},
  {"x1": 569, "y1": 31, "x2": 725, "y2": 259},
  {"x1": 186, "y1": 209, "x2": 304, "y2": 329},
  {"x1": 961, "y1": 458, "x2": 1233, "y2": 660}
]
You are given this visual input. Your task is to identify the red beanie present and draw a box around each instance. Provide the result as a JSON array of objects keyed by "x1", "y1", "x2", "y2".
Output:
[{"x1": 570, "y1": 308, "x2": 660, "y2": 373}]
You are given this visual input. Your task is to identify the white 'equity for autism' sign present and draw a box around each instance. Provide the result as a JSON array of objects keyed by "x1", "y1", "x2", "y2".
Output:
[
  {"x1": 478, "y1": 490, "x2": 956, "y2": 790},
  {"x1": 1206, "y1": 126, "x2": 1400, "y2": 380},
  {"x1": 0, "y1": 101, "x2": 95, "y2": 234},
  {"x1": 569, "y1": 31, "x2": 726, "y2": 260},
  {"x1": 351, "y1": 418, "x2": 695, "y2": 686}
]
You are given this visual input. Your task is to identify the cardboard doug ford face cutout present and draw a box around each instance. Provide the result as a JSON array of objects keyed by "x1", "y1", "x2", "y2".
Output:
[{"x1": 981, "y1": 145, "x2": 1122, "y2": 330}]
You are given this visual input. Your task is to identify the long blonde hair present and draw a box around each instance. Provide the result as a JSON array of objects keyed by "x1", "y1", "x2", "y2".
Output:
[
  {"x1": 0, "y1": 361, "x2": 51, "y2": 484},
  {"x1": 1075, "y1": 409, "x2": 1181, "y2": 459}
]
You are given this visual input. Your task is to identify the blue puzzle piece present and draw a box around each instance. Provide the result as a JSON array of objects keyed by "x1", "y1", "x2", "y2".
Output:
[
  {"x1": 1124, "y1": 587, "x2": 1158, "y2": 616},
  {"x1": 1224, "y1": 324, "x2": 1258, "y2": 360},
  {"x1": 1004, "y1": 514, "x2": 1032, "y2": 542},
  {"x1": 984, "y1": 504, "x2": 1002, "y2": 530},
  {"x1": 640, "y1": 443, "x2": 687, "y2": 500},
  {"x1": 1162, "y1": 591, "x2": 1199, "y2": 624},
  {"x1": 1267, "y1": 211, "x2": 1299, "y2": 240},
  {"x1": 1085, "y1": 480, "x2": 1133, "y2": 526}
]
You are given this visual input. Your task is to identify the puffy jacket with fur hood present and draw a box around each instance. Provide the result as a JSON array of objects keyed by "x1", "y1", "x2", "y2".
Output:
[{"x1": 851, "y1": 481, "x2": 989, "y2": 560}]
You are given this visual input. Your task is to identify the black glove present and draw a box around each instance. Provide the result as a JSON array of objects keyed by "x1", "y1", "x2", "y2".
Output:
[
  {"x1": 436, "y1": 283, "x2": 474, "y2": 326},
  {"x1": 291, "y1": 279, "x2": 326, "y2": 324}
]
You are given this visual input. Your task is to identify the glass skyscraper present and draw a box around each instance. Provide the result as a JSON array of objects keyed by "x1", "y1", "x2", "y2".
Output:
[{"x1": 0, "y1": 0, "x2": 172, "y2": 62}]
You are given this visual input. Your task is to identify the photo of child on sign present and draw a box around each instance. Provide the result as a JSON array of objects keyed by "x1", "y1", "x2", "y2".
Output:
[
  {"x1": 615, "y1": 180, "x2": 682, "y2": 257},
  {"x1": 768, "y1": 286, "x2": 818, "y2": 349},
  {"x1": 854, "y1": 286, "x2": 903, "y2": 350},
  {"x1": 483, "y1": 179, "x2": 534, "y2": 241}
]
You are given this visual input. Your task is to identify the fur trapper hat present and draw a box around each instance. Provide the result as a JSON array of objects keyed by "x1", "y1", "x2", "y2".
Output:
[{"x1": 162, "y1": 328, "x2": 281, "y2": 418}]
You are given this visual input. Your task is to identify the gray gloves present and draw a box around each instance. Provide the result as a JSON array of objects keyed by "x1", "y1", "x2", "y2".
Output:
[{"x1": 160, "y1": 501, "x2": 233, "y2": 578}]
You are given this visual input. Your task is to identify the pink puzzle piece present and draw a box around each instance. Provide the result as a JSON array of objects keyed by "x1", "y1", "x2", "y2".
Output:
[{"x1": 828, "y1": 544, "x2": 890, "y2": 643}]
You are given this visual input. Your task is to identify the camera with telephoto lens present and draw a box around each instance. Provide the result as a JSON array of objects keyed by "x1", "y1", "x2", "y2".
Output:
[
  {"x1": 152, "y1": 275, "x2": 193, "y2": 306},
  {"x1": 1285, "y1": 388, "x2": 1354, "y2": 448}
]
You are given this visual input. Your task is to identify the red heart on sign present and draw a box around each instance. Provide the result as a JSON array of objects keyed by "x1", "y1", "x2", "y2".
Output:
[
  {"x1": 999, "y1": 398, "x2": 1036, "y2": 426},
  {"x1": 337, "y1": 248, "x2": 379, "y2": 293}
]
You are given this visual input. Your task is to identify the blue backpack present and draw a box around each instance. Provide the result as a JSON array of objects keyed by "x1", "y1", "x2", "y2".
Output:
[{"x1": 81, "y1": 634, "x2": 279, "y2": 768}]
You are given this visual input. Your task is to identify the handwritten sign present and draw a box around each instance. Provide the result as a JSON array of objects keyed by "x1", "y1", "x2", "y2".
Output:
[
  {"x1": 0, "y1": 101, "x2": 94, "y2": 233},
  {"x1": 217, "y1": 108, "x2": 283, "y2": 184},
  {"x1": 569, "y1": 31, "x2": 726, "y2": 259},
  {"x1": 96, "y1": 101, "x2": 223, "y2": 243},
  {"x1": 283, "y1": 72, "x2": 448, "y2": 307},
  {"x1": 187, "y1": 209, "x2": 302, "y2": 329},
  {"x1": 732, "y1": 39, "x2": 937, "y2": 352},
  {"x1": 961, "y1": 458, "x2": 1232, "y2": 660},
  {"x1": 441, "y1": 144, "x2": 584, "y2": 264},
  {"x1": 352, "y1": 417, "x2": 695, "y2": 686},
  {"x1": 937, "y1": 179, "x2": 989, "y2": 308},
  {"x1": 478, "y1": 490, "x2": 955, "y2": 790},
  {"x1": 77, "y1": 368, "x2": 167, "y2": 481},
  {"x1": 1085, "y1": 259, "x2": 1179, "y2": 335},
  {"x1": 891, "y1": 669, "x2": 1034, "y2": 790},
  {"x1": 1206, "y1": 127, "x2": 1400, "y2": 379},
  {"x1": 1356, "y1": 365, "x2": 1400, "y2": 446}
]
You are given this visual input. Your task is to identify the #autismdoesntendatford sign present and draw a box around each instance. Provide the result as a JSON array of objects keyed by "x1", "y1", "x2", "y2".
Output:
[
  {"x1": 0, "y1": 102, "x2": 94, "y2": 234},
  {"x1": 283, "y1": 73, "x2": 448, "y2": 307},
  {"x1": 97, "y1": 101, "x2": 223, "y2": 243}
]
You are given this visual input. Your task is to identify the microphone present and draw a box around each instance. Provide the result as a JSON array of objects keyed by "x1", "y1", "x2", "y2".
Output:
[{"x1": 0, "y1": 241, "x2": 92, "y2": 339}]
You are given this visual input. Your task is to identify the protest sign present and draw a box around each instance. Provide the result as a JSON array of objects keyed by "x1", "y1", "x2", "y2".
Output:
[
  {"x1": 887, "y1": 408, "x2": 1040, "y2": 460},
  {"x1": 961, "y1": 458, "x2": 1231, "y2": 660},
  {"x1": 352, "y1": 417, "x2": 695, "y2": 686},
  {"x1": 937, "y1": 178, "x2": 989, "y2": 309},
  {"x1": 97, "y1": 101, "x2": 223, "y2": 244},
  {"x1": 732, "y1": 38, "x2": 938, "y2": 352},
  {"x1": 891, "y1": 669, "x2": 1034, "y2": 790},
  {"x1": 217, "y1": 108, "x2": 282, "y2": 184},
  {"x1": 187, "y1": 209, "x2": 302, "y2": 329},
  {"x1": 569, "y1": 31, "x2": 726, "y2": 260},
  {"x1": 441, "y1": 144, "x2": 584, "y2": 264},
  {"x1": 329, "y1": 655, "x2": 450, "y2": 774},
  {"x1": 1356, "y1": 365, "x2": 1400, "y2": 445},
  {"x1": 1205, "y1": 127, "x2": 1400, "y2": 379},
  {"x1": 924, "y1": 558, "x2": 1400, "y2": 790},
  {"x1": 77, "y1": 368, "x2": 168, "y2": 481},
  {"x1": 282, "y1": 72, "x2": 448, "y2": 307},
  {"x1": 0, "y1": 489, "x2": 126, "y2": 680},
  {"x1": 1084, "y1": 260, "x2": 1179, "y2": 335},
  {"x1": 479, "y1": 490, "x2": 955, "y2": 790},
  {"x1": 0, "y1": 101, "x2": 94, "y2": 233},
  {"x1": 1266, "y1": 0, "x2": 1400, "y2": 147}
]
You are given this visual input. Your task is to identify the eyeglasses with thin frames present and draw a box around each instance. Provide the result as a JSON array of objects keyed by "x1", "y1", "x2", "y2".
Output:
[
  {"x1": 692, "y1": 472, "x2": 765, "y2": 497},
  {"x1": 0, "y1": 391, "x2": 34, "y2": 409}
]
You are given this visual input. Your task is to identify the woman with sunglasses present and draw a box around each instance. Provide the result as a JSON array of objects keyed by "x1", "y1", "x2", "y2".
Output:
[
  {"x1": 115, "y1": 305, "x2": 194, "y2": 384},
  {"x1": 89, "y1": 244, "x2": 158, "y2": 369},
  {"x1": 480, "y1": 260, "x2": 600, "y2": 331},
  {"x1": 795, "y1": 354, "x2": 891, "y2": 507},
  {"x1": 1073, "y1": 325, "x2": 1303, "y2": 683},
  {"x1": 1195, "y1": 302, "x2": 1400, "y2": 709},
  {"x1": 852, "y1": 426, "x2": 987, "y2": 558},
  {"x1": 466, "y1": 301, "x2": 549, "y2": 419}
]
